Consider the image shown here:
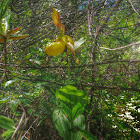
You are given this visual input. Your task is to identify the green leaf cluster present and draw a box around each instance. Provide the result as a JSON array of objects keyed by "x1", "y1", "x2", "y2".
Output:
[
  {"x1": 53, "y1": 85, "x2": 97, "y2": 140},
  {"x1": 0, "y1": 115, "x2": 15, "y2": 139},
  {"x1": 55, "y1": 85, "x2": 88, "y2": 121}
]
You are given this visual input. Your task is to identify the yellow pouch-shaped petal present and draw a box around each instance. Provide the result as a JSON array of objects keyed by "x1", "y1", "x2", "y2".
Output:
[{"x1": 45, "y1": 41, "x2": 65, "y2": 56}]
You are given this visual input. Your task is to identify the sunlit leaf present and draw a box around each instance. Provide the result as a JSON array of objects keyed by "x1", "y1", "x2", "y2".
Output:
[
  {"x1": 74, "y1": 37, "x2": 86, "y2": 50},
  {"x1": 29, "y1": 59, "x2": 41, "y2": 65},
  {"x1": 3, "y1": 9, "x2": 11, "y2": 33},
  {"x1": 5, "y1": 79, "x2": 17, "y2": 87},
  {"x1": 56, "y1": 92, "x2": 71, "y2": 103},
  {"x1": 73, "y1": 115, "x2": 85, "y2": 129},
  {"x1": 7, "y1": 26, "x2": 21, "y2": 35}
]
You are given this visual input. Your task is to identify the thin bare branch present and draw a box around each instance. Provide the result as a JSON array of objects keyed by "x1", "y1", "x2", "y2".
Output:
[
  {"x1": 0, "y1": 59, "x2": 139, "y2": 69},
  {"x1": 87, "y1": 0, "x2": 92, "y2": 36},
  {"x1": 95, "y1": 0, "x2": 122, "y2": 37},
  {"x1": 0, "y1": 89, "x2": 7, "y2": 94},
  {"x1": 0, "y1": 71, "x2": 6, "y2": 83},
  {"x1": 83, "y1": 83, "x2": 140, "y2": 92},
  {"x1": 100, "y1": 41, "x2": 140, "y2": 51},
  {"x1": 128, "y1": 0, "x2": 140, "y2": 16},
  {"x1": 21, "y1": 118, "x2": 39, "y2": 140},
  {"x1": 11, "y1": 112, "x2": 26, "y2": 139}
]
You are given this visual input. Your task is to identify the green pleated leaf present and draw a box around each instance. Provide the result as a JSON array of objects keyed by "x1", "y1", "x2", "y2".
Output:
[
  {"x1": 0, "y1": 115, "x2": 15, "y2": 130},
  {"x1": 72, "y1": 103, "x2": 85, "y2": 121},
  {"x1": 2, "y1": 0, "x2": 10, "y2": 17},
  {"x1": 68, "y1": 115, "x2": 85, "y2": 140},
  {"x1": 71, "y1": 115, "x2": 86, "y2": 140},
  {"x1": 53, "y1": 109, "x2": 85, "y2": 140},
  {"x1": 73, "y1": 115, "x2": 85, "y2": 130},
  {"x1": 53, "y1": 109, "x2": 71, "y2": 140},
  {"x1": 56, "y1": 85, "x2": 88, "y2": 108},
  {"x1": 60, "y1": 104, "x2": 72, "y2": 120},
  {"x1": 55, "y1": 85, "x2": 88, "y2": 121},
  {"x1": 0, "y1": 0, "x2": 10, "y2": 19},
  {"x1": 56, "y1": 91, "x2": 71, "y2": 103},
  {"x1": 2, "y1": 129, "x2": 14, "y2": 139},
  {"x1": 54, "y1": 86, "x2": 88, "y2": 140},
  {"x1": 75, "y1": 128, "x2": 97, "y2": 140}
]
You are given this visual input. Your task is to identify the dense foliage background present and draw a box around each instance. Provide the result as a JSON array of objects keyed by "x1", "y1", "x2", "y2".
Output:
[{"x1": 0, "y1": 0, "x2": 140, "y2": 139}]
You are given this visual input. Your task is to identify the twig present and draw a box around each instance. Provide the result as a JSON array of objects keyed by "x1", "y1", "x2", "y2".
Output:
[
  {"x1": 11, "y1": 102, "x2": 26, "y2": 139},
  {"x1": 18, "y1": 118, "x2": 29, "y2": 140},
  {"x1": 106, "y1": 34, "x2": 130, "y2": 44},
  {"x1": 100, "y1": 41, "x2": 140, "y2": 50},
  {"x1": 16, "y1": 76, "x2": 65, "y2": 86},
  {"x1": 0, "y1": 89, "x2": 7, "y2": 94},
  {"x1": 11, "y1": 112, "x2": 26, "y2": 139},
  {"x1": 95, "y1": 0, "x2": 122, "y2": 37},
  {"x1": 83, "y1": 83, "x2": 140, "y2": 92},
  {"x1": 87, "y1": 0, "x2": 92, "y2": 36},
  {"x1": 128, "y1": 0, "x2": 140, "y2": 16},
  {"x1": 0, "y1": 59, "x2": 139, "y2": 69},
  {"x1": 0, "y1": 71, "x2": 6, "y2": 83},
  {"x1": 21, "y1": 117, "x2": 39, "y2": 140}
]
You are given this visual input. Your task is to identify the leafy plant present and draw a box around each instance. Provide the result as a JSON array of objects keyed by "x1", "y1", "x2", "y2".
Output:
[
  {"x1": 0, "y1": 0, "x2": 28, "y2": 83},
  {"x1": 0, "y1": 1, "x2": 28, "y2": 43},
  {"x1": 0, "y1": 115, "x2": 15, "y2": 139},
  {"x1": 53, "y1": 85, "x2": 97, "y2": 140}
]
